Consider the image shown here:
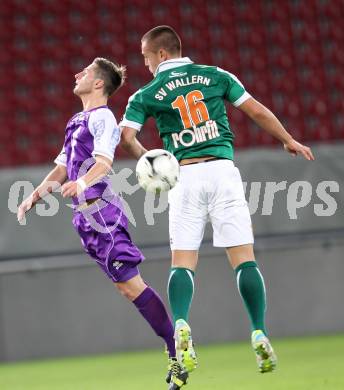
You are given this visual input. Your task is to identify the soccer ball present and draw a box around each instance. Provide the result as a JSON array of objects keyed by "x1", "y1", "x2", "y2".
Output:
[{"x1": 136, "y1": 149, "x2": 180, "y2": 193}]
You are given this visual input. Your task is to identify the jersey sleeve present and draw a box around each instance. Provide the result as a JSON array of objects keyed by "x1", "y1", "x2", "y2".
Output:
[
  {"x1": 88, "y1": 108, "x2": 120, "y2": 161},
  {"x1": 217, "y1": 67, "x2": 251, "y2": 107},
  {"x1": 54, "y1": 146, "x2": 67, "y2": 167},
  {"x1": 119, "y1": 90, "x2": 148, "y2": 131}
]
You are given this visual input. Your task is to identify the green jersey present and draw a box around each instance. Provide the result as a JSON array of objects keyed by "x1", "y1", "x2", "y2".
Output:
[{"x1": 121, "y1": 57, "x2": 251, "y2": 161}]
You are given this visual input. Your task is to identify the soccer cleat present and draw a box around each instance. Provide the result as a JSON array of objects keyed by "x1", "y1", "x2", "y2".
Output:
[
  {"x1": 174, "y1": 319, "x2": 197, "y2": 373},
  {"x1": 166, "y1": 357, "x2": 173, "y2": 384},
  {"x1": 251, "y1": 330, "x2": 277, "y2": 373},
  {"x1": 167, "y1": 358, "x2": 189, "y2": 389}
]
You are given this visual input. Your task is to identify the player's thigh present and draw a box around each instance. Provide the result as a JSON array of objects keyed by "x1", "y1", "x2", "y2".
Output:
[
  {"x1": 168, "y1": 179, "x2": 208, "y2": 251},
  {"x1": 210, "y1": 201, "x2": 254, "y2": 247},
  {"x1": 209, "y1": 165, "x2": 254, "y2": 248},
  {"x1": 73, "y1": 200, "x2": 144, "y2": 283},
  {"x1": 225, "y1": 244, "x2": 255, "y2": 269},
  {"x1": 172, "y1": 250, "x2": 199, "y2": 271}
]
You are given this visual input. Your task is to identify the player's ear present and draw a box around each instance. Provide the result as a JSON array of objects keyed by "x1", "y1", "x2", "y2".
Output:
[
  {"x1": 159, "y1": 48, "x2": 168, "y2": 61},
  {"x1": 94, "y1": 78, "x2": 105, "y2": 91}
]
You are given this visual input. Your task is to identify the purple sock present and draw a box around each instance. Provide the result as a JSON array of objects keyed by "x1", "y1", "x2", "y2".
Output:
[{"x1": 133, "y1": 286, "x2": 176, "y2": 358}]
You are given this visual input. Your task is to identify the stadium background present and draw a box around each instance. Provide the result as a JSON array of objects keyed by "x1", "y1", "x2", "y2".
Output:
[{"x1": 0, "y1": 0, "x2": 343, "y2": 388}]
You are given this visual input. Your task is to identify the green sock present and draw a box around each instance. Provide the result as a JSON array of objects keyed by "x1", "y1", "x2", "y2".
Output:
[
  {"x1": 235, "y1": 261, "x2": 267, "y2": 335},
  {"x1": 168, "y1": 267, "x2": 195, "y2": 324}
]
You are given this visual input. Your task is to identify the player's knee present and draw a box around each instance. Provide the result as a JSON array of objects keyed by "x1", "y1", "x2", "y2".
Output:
[
  {"x1": 115, "y1": 282, "x2": 136, "y2": 300},
  {"x1": 116, "y1": 279, "x2": 147, "y2": 301}
]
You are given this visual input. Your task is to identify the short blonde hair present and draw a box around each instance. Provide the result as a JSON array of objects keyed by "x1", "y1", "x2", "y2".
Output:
[{"x1": 142, "y1": 25, "x2": 181, "y2": 55}]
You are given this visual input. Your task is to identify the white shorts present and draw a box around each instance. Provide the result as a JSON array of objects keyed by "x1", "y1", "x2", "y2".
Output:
[{"x1": 168, "y1": 159, "x2": 254, "y2": 250}]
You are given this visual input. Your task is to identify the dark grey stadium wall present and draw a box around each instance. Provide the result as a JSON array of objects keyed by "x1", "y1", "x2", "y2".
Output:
[
  {"x1": 1, "y1": 143, "x2": 344, "y2": 259},
  {"x1": 0, "y1": 235, "x2": 343, "y2": 362},
  {"x1": 0, "y1": 143, "x2": 343, "y2": 361}
]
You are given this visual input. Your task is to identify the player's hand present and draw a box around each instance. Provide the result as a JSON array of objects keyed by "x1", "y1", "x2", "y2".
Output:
[
  {"x1": 61, "y1": 181, "x2": 81, "y2": 198},
  {"x1": 284, "y1": 139, "x2": 315, "y2": 161},
  {"x1": 17, "y1": 195, "x2": 34, "y2": 223}
]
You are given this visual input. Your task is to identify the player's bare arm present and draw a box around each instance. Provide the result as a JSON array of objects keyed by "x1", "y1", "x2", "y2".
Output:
[
  {"x1": 17, "y1": 164, "x2": 67, "y2": 222},
  {"x1": 61, "y1": 155, "x2": 112, "y2": 198},
  {"x1": 120, "y1": 126, "x2": 147, "y2": 159},
  {"x1": 239, "y1": 97, "x2": 315, "y2": 161}
]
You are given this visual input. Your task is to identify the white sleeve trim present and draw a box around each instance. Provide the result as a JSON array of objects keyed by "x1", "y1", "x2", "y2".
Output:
[
  {"x1": 119, "y1": 118, "x2": 143, "y2": 131},
  {"x1": 89, "y1": 108, "x2": 119, "y2": 162},
  {"x1": 54, "y1": 158, "x2": 67, "y2": 167},
  {"x1": 232, "y1": 91, "x2": 252, "y2": 107},
  {"x1": 91, "y1": 151, "x2": 114, "y2": 160},
  {"x1": 54, "y1": 147, "x2": 67, "y2": 166}
]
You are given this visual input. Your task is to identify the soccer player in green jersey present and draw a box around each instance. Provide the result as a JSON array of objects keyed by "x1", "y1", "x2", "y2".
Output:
[{"x1": 120, "y1": 26, "x2": 314, "y2": 389}]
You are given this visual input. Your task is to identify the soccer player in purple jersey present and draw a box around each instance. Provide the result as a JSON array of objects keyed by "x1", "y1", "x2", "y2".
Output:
[{"x1": 17, "y1": 57, "x2": 185, "y2": 388}]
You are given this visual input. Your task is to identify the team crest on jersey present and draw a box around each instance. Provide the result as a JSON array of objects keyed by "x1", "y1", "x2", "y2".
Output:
[
  {"x1": 110, "y1": 128, "x2": 120, "y2": 148},
  {"x1": 93, "y1": 119, "x2": 105, "y2": 141}
]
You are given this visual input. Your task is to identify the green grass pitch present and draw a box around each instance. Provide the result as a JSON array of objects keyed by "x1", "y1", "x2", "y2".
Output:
[{"x1": 0, "y1": 334, "x2": 343, "y2": 390}]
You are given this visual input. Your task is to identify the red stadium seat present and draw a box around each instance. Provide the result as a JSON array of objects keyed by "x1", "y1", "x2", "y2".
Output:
[
  {"x1": 316, "y1": 0, "x2": 344, "y2": 19},
  {"x1": 289, "y1": 1, "x2": 317, "y2": 19},
  {"x1": 0, "y1": 0, "x2": 343, "y2": 167},
  {"x1": 263, "y1": 2, "x2": 290, "y2": 21}
]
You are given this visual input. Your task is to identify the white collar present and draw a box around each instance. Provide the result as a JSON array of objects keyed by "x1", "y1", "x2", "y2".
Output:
[{"x1": 154, "y1": 57, "x2": 193, "y2": 77}]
